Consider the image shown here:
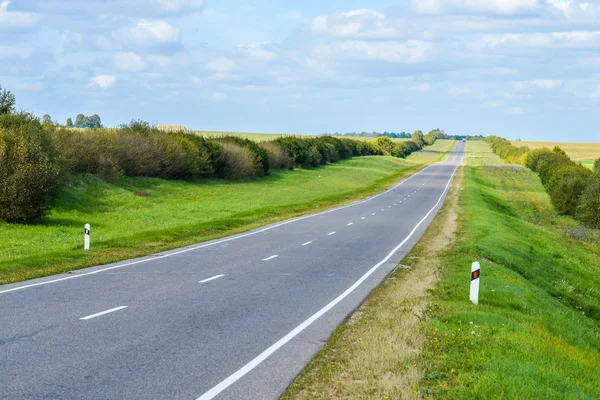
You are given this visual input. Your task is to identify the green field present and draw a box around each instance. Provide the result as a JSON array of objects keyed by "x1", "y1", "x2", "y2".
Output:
[
  {"x1": 0, "y1": 140, "x2": 455, "y2": 285},
  {"x1": 284, "y1": 141, "x2": 600, "y2": 399}
]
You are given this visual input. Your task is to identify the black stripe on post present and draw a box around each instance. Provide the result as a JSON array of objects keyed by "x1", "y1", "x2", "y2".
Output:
[
  {"x1": 84, "y1": 229, "x2": 90, "y2": 235},
  {"x1": 471, "y1": 270, "x2": 480, "y2": 281}
]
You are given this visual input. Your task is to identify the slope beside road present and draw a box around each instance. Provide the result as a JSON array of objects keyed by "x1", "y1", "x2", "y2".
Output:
[{"x1": 0, "y1": 141, "x2": 465, "y2": 400}]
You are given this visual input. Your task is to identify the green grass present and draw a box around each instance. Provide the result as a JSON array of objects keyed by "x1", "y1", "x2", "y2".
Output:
[
  {"x1": 0, "y1": 140, "x2": 455, "y2": 285},
  {"x1": 419, "y1": 141, "x2": 600, "y2": 399},
  {"x1": 580, "y1": 160, "x2": 595, "y2": 170}
]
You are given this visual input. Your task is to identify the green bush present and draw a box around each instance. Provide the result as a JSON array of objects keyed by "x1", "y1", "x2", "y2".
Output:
[
  {"x1": 576, "y1": 166, "x2": 600, "y2": 228},
  {"x1": 0, "y1": 113, "x2": 61, "y2": 223},
  {"x1": 489, "y1": 136, "x2": 597, "y2": 224}
]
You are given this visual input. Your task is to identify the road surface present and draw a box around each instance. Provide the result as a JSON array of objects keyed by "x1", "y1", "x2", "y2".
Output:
[{"x1": 0, "y1": 142, "x2": 464, "y2": 400}]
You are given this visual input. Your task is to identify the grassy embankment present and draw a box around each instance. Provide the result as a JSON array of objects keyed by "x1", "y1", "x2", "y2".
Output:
[
  {"x1": 513, "y1": 141, "x2": 600, "y2": 170},
  {"x1": 0, "y1": 139, "x2": 455, "y2": 285},
  {"x1": 284, "y1": 141, "x2": 600, "y2": 399}
]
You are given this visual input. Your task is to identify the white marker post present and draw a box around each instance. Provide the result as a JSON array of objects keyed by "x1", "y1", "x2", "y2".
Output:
[
  {"x1": 84, "y1": 224, "x2": 90, "y2": 251},
  {"x1": 470, "y1": 262, "x2": 480, "y2": 305}
]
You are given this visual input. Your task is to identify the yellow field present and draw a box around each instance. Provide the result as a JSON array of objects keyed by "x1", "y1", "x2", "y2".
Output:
[
  {"x1": 192, "y1": 131, "x2": 295, "y2": 141},
  {"x1": 193, "y1": 131, "x2": 412, "y2": 143},
  {"x1": 513, "y1": 141, "x2": 599, "y2": 169}
]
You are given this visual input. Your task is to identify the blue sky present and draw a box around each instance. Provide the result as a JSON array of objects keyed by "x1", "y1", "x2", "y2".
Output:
[{"x1": 1, "y1": 0, "x2": 600, "y2": 141}]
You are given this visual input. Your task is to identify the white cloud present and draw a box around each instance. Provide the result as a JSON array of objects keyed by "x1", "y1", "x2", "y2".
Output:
[
  {"x1": 147, "y1": 54, "x2": 172, "y2": 67},
  {"x1": 592, "y1": 84, "x2": 600, "y2": 98},
  {"x1": 473, "y1": 31, "x2": 600, "y2": 51},
  {"x1": 154, "y1": 0, "x2": 205, "y2": 14},
  {"x1": 239, "y1": 43, "x2": 278, "y2": 61},
  {"x1": 412, "y1": 0, "x2": 540, "y2": 15},
  {"x1": 531, "y1": 79, "x2": 561, "y2": 89},
  {"x1": 207, "y1": 58, "x2": 236, "y2": 72},
  {"x1": 449, "y1": 85, "x2": 472, "y2": 96},
  {"x1": 111, "y1": 19, "x2": 180, "y2": 48},
  {"x1": 113, "y1": 52, "x2": 147, "y2": 72},
  {"x1": 0, "y1": 45, "x2": 34, "y2": 59},
  {"x1": 191, "y1": 77, "x2": 202, "y2": 87},
  {"x1": 316, "y1": 40, "x2": 433, "y2": 63},
  {"x1": 312, "y1": 9, "x2": 398, "y2": 39},
  {"x1": 212, "y1": 92, "x2": 227, "y2": 102},
  {"x1": 0, "y1": 1, "x2": 38, "y2": 30},
  {"x1": 513, "y1": 80, "x2": 562, "y2": 91},
  {"x1": 88, "y1": 75, "x2": 116, "y2": 90}
]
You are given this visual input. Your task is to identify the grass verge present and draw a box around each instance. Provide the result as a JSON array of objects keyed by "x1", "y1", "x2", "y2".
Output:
[
  {"x1": 419, "y1": 141, "x2": 600, "y2": 399},
  {"x1": 283, "y1": 140, "x2": 600, "y2": 400},
  {"x1": 0, "y1": 140, "x2": 455, "y2": 285}
]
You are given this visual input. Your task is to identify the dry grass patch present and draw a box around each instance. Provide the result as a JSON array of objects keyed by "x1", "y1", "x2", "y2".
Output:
[{"x1": 283, "y1": 161, "x2": 464, "y2": 400}]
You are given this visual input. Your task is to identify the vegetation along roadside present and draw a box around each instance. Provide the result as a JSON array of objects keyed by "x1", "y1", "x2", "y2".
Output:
[
  {"x1": 0, "y1": 106, "x2": 456, "y2": 284},
  {"x1": 284, "y1": 140, "x2": 600, "y2": 399}
]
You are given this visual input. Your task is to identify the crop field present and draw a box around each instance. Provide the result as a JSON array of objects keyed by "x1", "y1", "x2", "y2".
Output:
[
  {"x1": 0, "y1": 140, "x2": 455, "y2": 284},
  {"x1": 193, "y1": 131, "x2": 293, "y2": 142},
  {"x1": 513, "y1": 140, "x2": 600, "y2": 169},
  {"x1": 193, "y1": 130, "x2": 411, "y2": 143}
]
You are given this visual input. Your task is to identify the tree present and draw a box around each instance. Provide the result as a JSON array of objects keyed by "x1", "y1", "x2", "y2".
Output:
[
  {"x1": 0, "y1": 113, "x2": 61, "y2": 223},
  {"x1": 87, "y1": 114, "x2": 102, "y2": 128},
  {"x1": 74, "y1": 113, "x2": 102, "y2": 128},
  {"x1": 0, "y1": 85, "x2": 16, "y2": 115},
  {"x1": 66, "y1": 118, "x2": 74, "y2": 128},
  {"x1": 42, "y1": 114, "x2": 52, "y2": 125},
  {"x1": 74, "y1": 114, "x2": 85, "y2": 128}
]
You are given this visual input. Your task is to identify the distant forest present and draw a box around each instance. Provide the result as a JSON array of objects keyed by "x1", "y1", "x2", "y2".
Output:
[{"x1": 331, "y1": 129, "x2": 485, "y2": 141}]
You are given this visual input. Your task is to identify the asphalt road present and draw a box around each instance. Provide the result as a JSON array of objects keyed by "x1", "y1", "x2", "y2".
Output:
[{"x1": 0, "y1": 142, "x2": 465, "y2": 400}]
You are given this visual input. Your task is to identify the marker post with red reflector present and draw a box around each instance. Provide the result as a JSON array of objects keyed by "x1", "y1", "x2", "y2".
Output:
[
  {"x1": 84, "y1": 224, "x2": 90, "y2": 251},
  {"x1": 470, "y1": 262, "x2": 480, "y2": 305}
]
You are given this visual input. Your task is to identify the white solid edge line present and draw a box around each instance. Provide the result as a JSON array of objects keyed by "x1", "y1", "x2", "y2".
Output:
[
  {"x1": 0, "y1": 146, "x2": 457, "y2": 295},
  {"x1": 195, "y1": 153, "x2": 463, "y2": 400},
  {"x1": 80, "y1": 306, "x2": 128, "y2": 321},
  {"x1": 199, "y1": 274, "x2": 225, "y2": 284},
  {"x1": 262, "y1": 255, "x2": 279, "y2": 261},
  {"x1": 301, "y1": 241, "x2": 313, "y2": 246}
]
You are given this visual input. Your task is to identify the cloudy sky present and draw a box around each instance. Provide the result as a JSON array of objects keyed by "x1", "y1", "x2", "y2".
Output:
[{"x1": 1, "y1": 0, "x2": 599, "y2": 140}]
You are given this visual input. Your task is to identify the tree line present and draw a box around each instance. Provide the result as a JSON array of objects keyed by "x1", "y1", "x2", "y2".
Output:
[
  {"x1": 0, "y1": 85, "x2": 439, "y2": 223},
  {"x1": 486, "y1": 136, "x2": 600, "y2": 229}
]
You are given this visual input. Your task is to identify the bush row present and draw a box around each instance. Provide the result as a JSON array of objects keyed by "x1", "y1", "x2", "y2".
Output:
[
  {"x1": 374, "y1": 130, "x2": 437, "y2": 158},
  {"x1": 3, "y1": 115, "x2": 441, "y2": 223},
  {"x1": 486, "y1": 136, "x2": 600, "y2": 228},
  {"x1": 273, "y1": 135, "x2": 384, "y2": 168}
]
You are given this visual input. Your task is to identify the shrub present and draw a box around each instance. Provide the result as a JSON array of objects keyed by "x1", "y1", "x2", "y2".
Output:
[
  {"x1": 215, "y1": 136, "x2": 269, "y2": 176},
  {"x1": 259, "y1": 141, "x2": 293, "y2": 170},
  {"x1": 53, "y1": 128, "x2": 120, "y2": 178},
  {"x1": 375, "y1": 136, "x2": 395, "y2": 155},
  {"x1": 576, "y1": 168, "x2": 600, "y2": 228},
  {"x1": 218, "y1": 142, "x2": 258, "y2": 180},
  {"x1": 0, "y1": 113, "x2": 61, "y2": 223}
]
